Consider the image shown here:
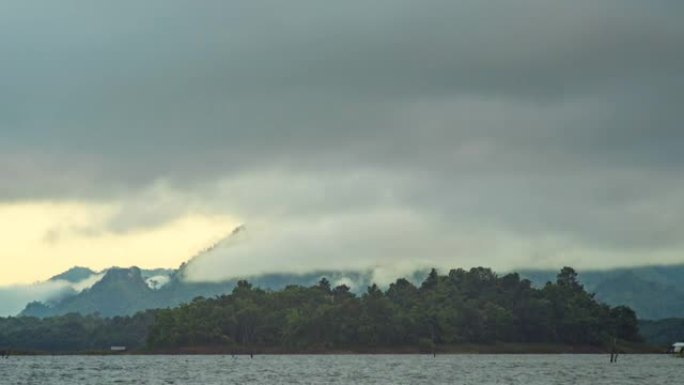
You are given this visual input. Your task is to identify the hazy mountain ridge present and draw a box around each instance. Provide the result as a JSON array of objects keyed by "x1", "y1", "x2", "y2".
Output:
[
  {"x1": 18, "y1": 227, "x2": 684, "y2": 319},
  {"x1": 20, "y1": 267, "x2": 383, "y2": 318},
  {"x1": 49, "y1": 267, "x2": 96, "y2": 283},
  {"x1": 520, "y1": 265, "x2": 684, "y2": 320},
  {"x1": 19, "y1": 226, "x2": 425, "y2": 318},
  {"x1": 18, "y1": 262, "x2": 684, "y2": 320}
]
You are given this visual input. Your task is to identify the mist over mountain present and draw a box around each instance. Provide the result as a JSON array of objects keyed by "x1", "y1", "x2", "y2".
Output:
[
  {"x1": 16, "y1": 227, "x2": 385, "y2": 317},
  {"x1": 17, "y1": 260, "x2": 684, "y2": 320},
  {"x1": 20, "y1": 266, "x2": 385, "y2": 318},
  {"x1": 4, "y1": 224, "x2": 679, "y2": 319}
]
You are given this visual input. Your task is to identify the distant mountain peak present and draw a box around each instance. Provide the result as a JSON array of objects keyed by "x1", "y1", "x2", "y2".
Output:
[
  {"x1": 22, "y1": 266, "x2": 154, "y2": 318},
  {"x1": 94, "y1": 267, "x2": 146, "y2": 288},
  {"x1": 49, "y1": 266, "x2": 97, "y2": 283}
]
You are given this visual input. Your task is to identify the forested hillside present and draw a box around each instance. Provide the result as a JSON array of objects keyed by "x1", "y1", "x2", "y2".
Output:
[
  {"x1": 0, "y1": 267, "x2": 641, "y2": 353},
  {"x1": 148, "y1": 267, "x2": 640, "y2": 351},
  {"x1": 0, "y1": 312, "x2": 155, "y2": 352},
  {"x1": 639, "y1": 318, "x2": 684, "y2": 346},
  {"x1": 21, "y1": 262, "x2": 684, "y2": 320},
  {"x1": 521, "y1": 265, "x2": 684, "y2": 320}
]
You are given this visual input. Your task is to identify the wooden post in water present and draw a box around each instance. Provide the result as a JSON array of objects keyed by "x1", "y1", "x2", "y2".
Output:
[{"x1": 430, "y1": 322, "x2": 436, "y2": 357}]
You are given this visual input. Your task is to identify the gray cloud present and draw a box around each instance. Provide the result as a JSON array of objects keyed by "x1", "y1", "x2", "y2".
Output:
[{"x1": 1, "y1": 0, "x2": 683, "y2": 271}]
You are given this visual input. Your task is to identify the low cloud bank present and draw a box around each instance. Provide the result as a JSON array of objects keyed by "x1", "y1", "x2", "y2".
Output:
[
  {"x1": 0, "y1": 273, "x2": 104, "y2": 316},
  {"x1": 180, "y1": 211, "x2": 563, "y2": 286}
]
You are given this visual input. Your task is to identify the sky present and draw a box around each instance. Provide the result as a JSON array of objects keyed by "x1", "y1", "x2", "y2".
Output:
[{"x1": 1, "y1": 0, "x2": 683, "y2": 287}]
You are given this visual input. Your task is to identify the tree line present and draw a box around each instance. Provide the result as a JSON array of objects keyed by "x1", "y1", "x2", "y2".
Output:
[
  {"x1": 0, "y1": 267, "x2": 640, "y2": 353},
  {"x1": 147, "y1": 267, "x2": 640, "y2": 351},
  {"x1": 0, "y1": 311, "x2": 155, "y2": 352}
]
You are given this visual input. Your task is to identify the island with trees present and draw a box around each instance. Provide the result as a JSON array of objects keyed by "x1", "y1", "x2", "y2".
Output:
[{"x1": 0, "y1": 267, "x2": 645, "y2": 354}]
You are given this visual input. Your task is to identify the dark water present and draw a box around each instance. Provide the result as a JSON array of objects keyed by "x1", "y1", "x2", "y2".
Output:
[{"x1": 0, "y1": 354, "x2": 675, "y2": 384}]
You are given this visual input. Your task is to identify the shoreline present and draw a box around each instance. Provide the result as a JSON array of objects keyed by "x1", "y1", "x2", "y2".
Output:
[
  {"x1": 8, "y1": 342, "x2": 663, "y2": 356},
  {"x1": 144, "y1": 343, "x2": 662, "y2": 355}
]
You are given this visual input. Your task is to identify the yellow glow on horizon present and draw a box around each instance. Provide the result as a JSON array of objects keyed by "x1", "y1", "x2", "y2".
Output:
[{"x1": 0, "y1": 201, "x2": 238, "y2": 285}]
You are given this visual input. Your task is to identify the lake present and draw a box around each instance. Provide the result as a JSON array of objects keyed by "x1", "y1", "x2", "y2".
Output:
[{"x1": 0, "y1": 354, "x2": 675, "y2": 384}]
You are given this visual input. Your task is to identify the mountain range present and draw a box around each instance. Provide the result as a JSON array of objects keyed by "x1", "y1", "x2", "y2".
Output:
[
  {"x1": 20, "y1": 264, "x2": 385, "y2": 318},
  {"x1": 17, "y1": 228, "x2": 684, "y2": 320}
]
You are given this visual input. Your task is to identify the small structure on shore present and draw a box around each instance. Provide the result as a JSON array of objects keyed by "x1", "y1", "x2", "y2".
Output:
[
  {"x1": 670, "y1": 342, "x2": 684, "y2": 356},
  {"x1": 110, "y1": 346, "x2": 127, "y2": 353}
]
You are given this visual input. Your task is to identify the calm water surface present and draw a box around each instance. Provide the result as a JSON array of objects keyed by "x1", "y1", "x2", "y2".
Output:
[{"x1": 0, "y1": 354, "x2": 676, "y2": 384}]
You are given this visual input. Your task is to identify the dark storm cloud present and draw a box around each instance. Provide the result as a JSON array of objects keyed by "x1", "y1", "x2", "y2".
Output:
[{"x1": 1, "y1": 0, "x2": 683, "y2": 269}]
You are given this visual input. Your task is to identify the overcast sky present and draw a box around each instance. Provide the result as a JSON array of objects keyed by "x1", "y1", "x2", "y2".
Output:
[{"x1": 1, "y1": 0, "x2": 683, "y2": 285}]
